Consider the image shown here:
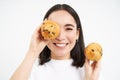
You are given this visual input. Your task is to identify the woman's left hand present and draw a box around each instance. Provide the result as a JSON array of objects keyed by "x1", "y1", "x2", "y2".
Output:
[{"x1": 84, "y1": 59, "x2": 101, "y2": 80}]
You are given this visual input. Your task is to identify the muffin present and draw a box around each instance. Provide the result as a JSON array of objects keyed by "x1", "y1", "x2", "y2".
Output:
[
  {"x1": 85, "y1": 43, "x2": 103, "y2": 61},
  {"x1": 41, "y1": 20, "x2": 60, "y2": 40}
]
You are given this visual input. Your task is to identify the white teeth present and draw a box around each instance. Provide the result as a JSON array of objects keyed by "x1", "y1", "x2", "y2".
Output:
[{"x1": 55, "y1": 43, "x2": 66, "y2": 47}]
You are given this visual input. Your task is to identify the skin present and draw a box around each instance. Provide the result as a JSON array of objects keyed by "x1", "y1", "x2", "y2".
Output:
[{"x1": 10, "y1": 10, "x2": 101, "y2": 80}]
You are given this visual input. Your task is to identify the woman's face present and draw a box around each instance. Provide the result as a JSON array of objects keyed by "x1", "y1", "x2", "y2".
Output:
[{"x1": 47, "y1": 10, "x2": 79, "y2": 60}]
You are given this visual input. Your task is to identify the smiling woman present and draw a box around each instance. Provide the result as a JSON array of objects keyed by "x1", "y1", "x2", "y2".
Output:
[
  {"x1": 39, "y1": 4, "x2": 84, "y2": 67},
  {"x1": 10, "y1": 4, "x2": 101, "y2": 80}
]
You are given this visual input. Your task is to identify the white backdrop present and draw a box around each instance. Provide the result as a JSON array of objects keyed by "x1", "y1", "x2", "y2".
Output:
[{"x1": 0, "y1": 0, "x2": 120, "y2": 80}]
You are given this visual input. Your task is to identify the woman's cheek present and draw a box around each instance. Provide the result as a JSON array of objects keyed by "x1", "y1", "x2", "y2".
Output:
[{"x1": 67, "y1": 32, "x2": 77, "y2": 41}]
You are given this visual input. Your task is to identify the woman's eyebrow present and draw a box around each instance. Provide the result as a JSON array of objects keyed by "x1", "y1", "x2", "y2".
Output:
[{"x1": 64, "y1": 24, "x2": 75, "y2": 27}]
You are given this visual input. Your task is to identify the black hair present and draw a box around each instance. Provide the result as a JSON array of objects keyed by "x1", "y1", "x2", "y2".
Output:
[{"x1": 39, "y1": 4, "x2": 85, "y2": 68}]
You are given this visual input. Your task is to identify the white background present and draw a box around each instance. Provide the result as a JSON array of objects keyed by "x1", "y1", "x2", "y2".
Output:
[{"x1": 0, "y1": 0, "x2": 120, "y2": 80}]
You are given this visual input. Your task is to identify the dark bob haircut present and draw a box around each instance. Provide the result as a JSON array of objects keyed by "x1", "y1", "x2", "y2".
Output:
[{"x1": 39, "y1": 4, "x2": 85, "y2": 68}]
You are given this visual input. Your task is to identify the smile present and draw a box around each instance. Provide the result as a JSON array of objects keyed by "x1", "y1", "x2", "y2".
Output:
[{"x1": 54, "y1": 43, "x2": 68, "y2": 47}]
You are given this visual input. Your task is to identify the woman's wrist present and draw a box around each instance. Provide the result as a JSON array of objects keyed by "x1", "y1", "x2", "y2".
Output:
[{"x1": 26, "y1": 49, "x2": 40, "y2": 60}]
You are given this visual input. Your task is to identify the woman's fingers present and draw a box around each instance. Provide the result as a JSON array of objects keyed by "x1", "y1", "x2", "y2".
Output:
[
  {"x1": 85, "y1": 58, "x2": 91, "y2": 66},
  {"x1": 33, "y1": 19, "x2": 49, "y2": 40},
  {"x1": 93, "y1": 59, "x2": 102, "y2": 71}
]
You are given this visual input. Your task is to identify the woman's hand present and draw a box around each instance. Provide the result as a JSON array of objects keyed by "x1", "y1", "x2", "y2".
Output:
[
  {"x1": 84, "y1": 59, "x2": 101, "y2": 80},
  {"x1": 28, "y1": 21, "x2": 49, "y2": 58},
  {"x1": 10, "y1": 21, "x2": 49, "y2": 80}
]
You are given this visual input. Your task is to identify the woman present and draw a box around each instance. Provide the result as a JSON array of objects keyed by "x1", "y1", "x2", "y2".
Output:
[{"x1": 10, "y1": 4, "x2": 101, "y2": 80}]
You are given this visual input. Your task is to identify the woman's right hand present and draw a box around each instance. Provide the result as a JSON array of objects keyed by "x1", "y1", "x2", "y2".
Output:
[{"x1": 28, "y1": 21, "x2": 49, "y2": 58}]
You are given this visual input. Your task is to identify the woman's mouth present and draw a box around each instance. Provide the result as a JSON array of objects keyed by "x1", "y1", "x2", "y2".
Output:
[{"x1": 54, "y1": 43, "x2": 68, "y2": 47}]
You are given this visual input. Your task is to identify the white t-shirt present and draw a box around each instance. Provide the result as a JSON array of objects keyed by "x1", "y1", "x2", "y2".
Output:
[{"x1": 29, "y1": 59, "x2": 84, "y2": 80}]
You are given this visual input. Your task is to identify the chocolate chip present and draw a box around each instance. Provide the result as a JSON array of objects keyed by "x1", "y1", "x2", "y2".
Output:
[
  {"x1": 52, "y1": 32, "x2": 55, "y2": 35},
  {"x1": 91, "y1": 49, "x2": 94, "y2": 52}
]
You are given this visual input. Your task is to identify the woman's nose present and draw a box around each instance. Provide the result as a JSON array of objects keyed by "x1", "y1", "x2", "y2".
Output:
[{"x1": 55, "y1": 29, "x2": 65, "y2": 41}]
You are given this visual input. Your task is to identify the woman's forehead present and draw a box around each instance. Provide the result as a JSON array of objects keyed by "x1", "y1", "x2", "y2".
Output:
[{"x1": 48, "y1": 10, "x2": 76, "y2": 26}]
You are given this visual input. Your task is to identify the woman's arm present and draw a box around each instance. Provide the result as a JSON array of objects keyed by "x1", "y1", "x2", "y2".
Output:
[
  {"x1": 10, "y1": 51, "x2": 38, "y2": 80},
  {"x1": 84, "y1": 59, "x2": 101, "y2": 80},
  {"x1": 10, "y1": 23, "x2": 49, "y2": 80}
]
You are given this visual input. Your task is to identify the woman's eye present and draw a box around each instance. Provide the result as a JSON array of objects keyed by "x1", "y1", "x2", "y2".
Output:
[{"x1": 66, "y1": 28, "x2": 73, "y2": 30}]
